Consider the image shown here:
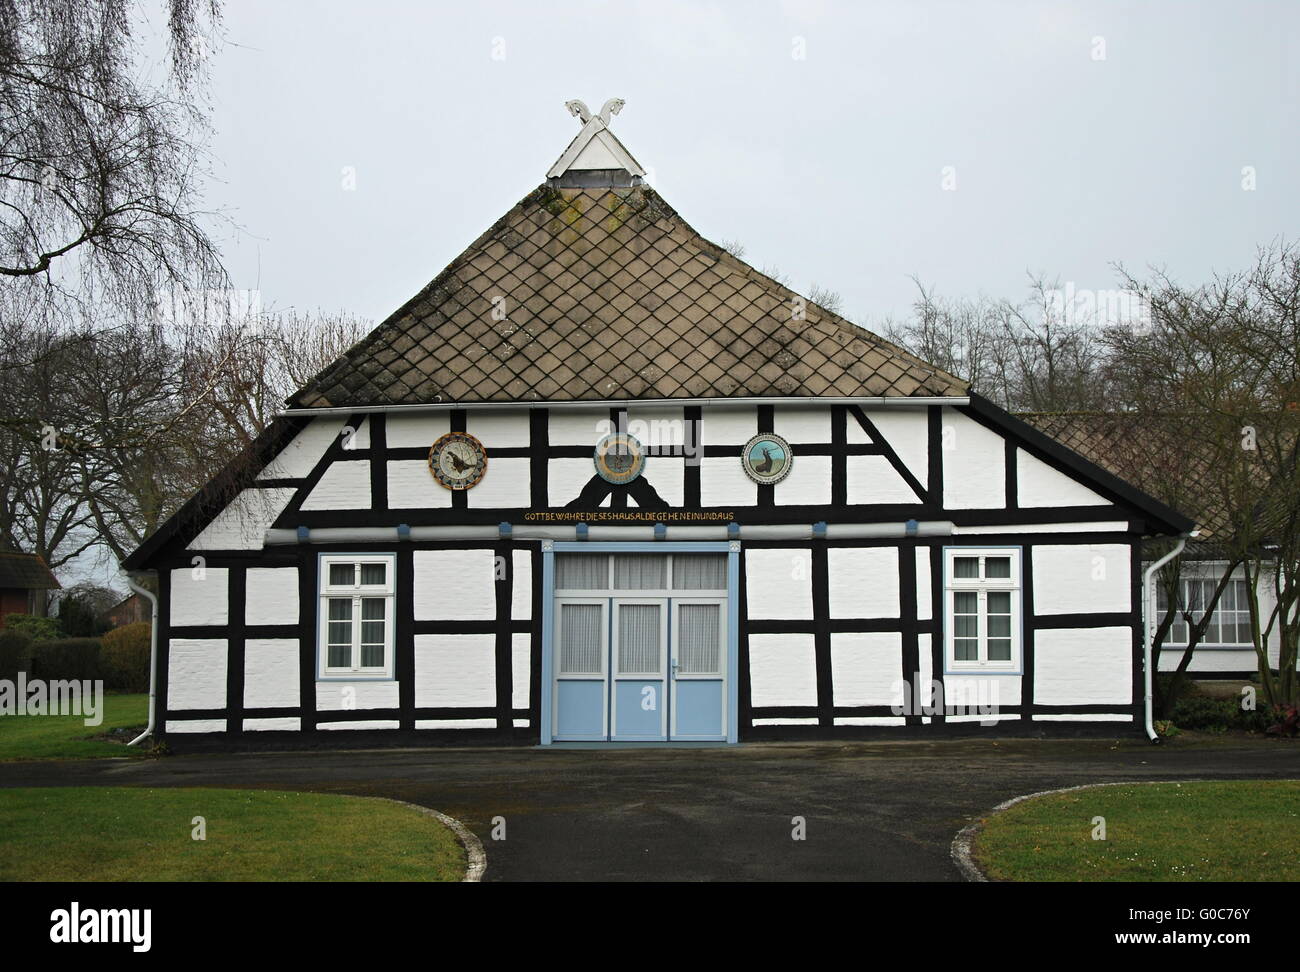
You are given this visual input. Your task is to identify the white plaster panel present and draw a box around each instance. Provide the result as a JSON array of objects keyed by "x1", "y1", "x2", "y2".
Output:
[
  {"x1": 833, "y1": 716, "x2": 906, "y2": 726},
  {"x1": 916, "y1": 547, "x2": 933, "y2": 620},
  {"x1": 831, "y1": 631, "x2": 904, "y2": 706},
  {"x1": 258, "y1": 418, "x2": 345, "y2": 479},
  {"x1": 752, "y1": 717, "x2": 818, "y2": 726},
  {"x1": 626, "y1": 406, "x2": 686, "y2": 450},
  {"x1": 846, "y1": 455, "x2": 920, "y2": 504},
  {"x1": 745, "y1": 548, "x2": 813, "y2": 620},
  {"x1": 244, "y1": 567, "x2": 299, "y2": 625},
  {"x1": 242, "y1": 638, "x2": 300, "y2": 709},
  {"x1": 1017, "y1": 448, "x2": 1110, "y2": 507},
  {"x1": 943, "y1": 674, "x2": 1022, "y2": 708},
  {"x1": 413, "y1": 549, "x2": 497, "y2": 620},
  {"x1": 165, "y1": 719, "x2": 226, "y2": 733},
  {"x1": 388, "y1": 459, "x2": 452, "y2": 509},
  {"x1": 167, "y1": 639, "x2": 227, "y2": 709},
  {"x1": 700, "y1": 456, "x2": 756, "y2": 507},
  {"x1": 414, "y1": 634, "x2": 496, "y2": 707},
  {"x1": 846, "y1": 416, "x2": 872, "y2": 445},
  {"x1": 775, "y1": 454, "x2": 831, "y2": 506},
  {"x1": 1033, "y1": 713, "x2": 1132, "y2": 722},
  {"x1": 386, "y1": 411, "x2": 450, "y2": 449},
  {"x1": 774, "y1": 406, "x2": 831, "y2": 443},
  {"x1": 1034, "y1": 627, "x2": 1132, "y2": 705},
  {"x1": 863, "y1": 408, "x2": 929, "y2": 489},
  {"x1": 701, "y1": 407, "x2": 756, "y2": 445},
  {"x1": 170, "y1": 568, "x2": 229, "y2": 626},
  {"x1": 243, "y1": 718, "x2": 300, "y2": 731},
  {"x1": 941, "y1": 408, "x2": 1005, "y2": 509},
  {"x1": 190, "y1": 488, "x2": 295, "y2": 551},
  {"x1": 467, "y1": 408, "x2": 530, "y2": 448},
  {"x1": 827, "y1": 546, "x2": 900, "y2": 618},
  {"x1": 345, "y1": 416, "x2": 370, "y2": 451},
  {"x1": 318, "y1": 720, "x2": 400, "y2": 730},
  {"x1": 549, "y1": 457, "x2": 596, "y2": 506},
  {"x1": 1032, "y1": 543, "x2": 1131, "y2": 615},
  {"x1": 917, "y1": 632, "x2": 932, "y2": 689},
  {"x1": 642, "y1": 456, "x2": 684, "y2": 507},
  {"x1": 468, "y1": 457, "x2": 530, "y2": 508},
  {"x1": 315, "y1": 681, "x2": 399, "y2": 711},
  {"x1": 512, "y1": 632, "x2": 531, "y2": 709},
  {"x1": 415, "y1": 719, "x2": 496, "y2": 729},
  {"x1": 511, "y1": 550, "x2": 532, "y2": 619},
  {"x1": 748, "y1": 633, "x2": 817, "y2": 707},
  {"x1": 301, "y1": 460, "x2": 371, "y2": 511},
  {"x1": 955, "y1": 521, "x2": 1128, "y2": 534},
  {"x1": 548, "y1": 408, "x2": 607, "y2": 446}
]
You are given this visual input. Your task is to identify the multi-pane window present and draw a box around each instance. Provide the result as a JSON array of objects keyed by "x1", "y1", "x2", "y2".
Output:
[
  {"x1": 554, "y1": 553, "x2": 727, "y2": 593},
  {"x1": 1155, "y1": 573, "x2": 1253, "y2": 646},
  {"x1": 945, "y1": 548, "x2": 1021, "y2": 672},
  {"x1": 319, "y1": 554, "x2": 396, "y2": 677}
]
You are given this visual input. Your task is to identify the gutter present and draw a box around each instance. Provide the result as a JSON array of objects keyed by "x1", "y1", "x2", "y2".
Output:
[
  {"x1": 125, "y1": 572, "x2": 159, "y2": 747},
  {"x1": 278, "y1": 396, "x2": 970, "y2": 418},
  {"x1": 264, "y1": 520, "x2": 957, "y2": 545},
  {"x1": 1142, "y1": 532, "x2": 1197, "y2": 743}
]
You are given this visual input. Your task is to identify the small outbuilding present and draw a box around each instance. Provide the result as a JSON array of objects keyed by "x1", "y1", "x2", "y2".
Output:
[{"x1": 0, "y1": 551, "x2": 60, "y2": 622}]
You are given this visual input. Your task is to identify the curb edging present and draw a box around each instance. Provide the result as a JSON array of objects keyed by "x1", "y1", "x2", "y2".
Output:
[{"x1": 380, "y1": 798, "x2": 488, "y2": 882}]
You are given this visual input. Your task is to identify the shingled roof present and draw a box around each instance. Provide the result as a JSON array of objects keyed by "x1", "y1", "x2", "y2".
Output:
[
  {"x1": 1020, "y1": 411, "x2": 1263, "y2": 542},
  {"x1": 0, "y1": 552, "x2": 60, "y2": 590},
  {"x1": 289, "y1": 183, "x2": 968, "y2": 408}
]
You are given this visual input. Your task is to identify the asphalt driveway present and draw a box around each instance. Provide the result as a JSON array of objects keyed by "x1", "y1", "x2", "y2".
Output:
[{"x1": 2, "y1": 736, "x2": 1297, "y2": 880}]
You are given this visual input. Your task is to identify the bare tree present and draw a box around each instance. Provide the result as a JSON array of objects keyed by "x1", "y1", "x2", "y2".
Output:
[{"x1": 0, "y1": 0, "x2": 225, "y2": 327}]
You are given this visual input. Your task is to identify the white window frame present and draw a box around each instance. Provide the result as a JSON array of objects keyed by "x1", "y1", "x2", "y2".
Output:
[
  {"x1": 1154, "y1": 565, "x2": 1255, "y2": 649},
  {"x1": 318, "y1": 553, "x2": 397, "y2": 680},
  {"x1": 943, "y1": 546, "x2": 1022, "y2": 674}
]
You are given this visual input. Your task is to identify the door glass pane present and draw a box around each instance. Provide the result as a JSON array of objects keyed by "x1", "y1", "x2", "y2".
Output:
[
  {"x1": 556, "y1": 555, "x2": 608, "y2": 591},
  {"x1": 678, "y1": 603, "x2": 721, "y2": 674},
  {"x1": 673, "y1": 555, "x2": 727, "y2": 591},
  {"x1": 618, "y1": 603, "x2": 661, "y2": 674},
  {"x1": 328, "y1": 563, "x2": 354, "y2": 586},
  {"x1": 360, "y1": 563, "x2": 387, "y2": 586},
  {"x1": 953, "y1": 557, "x2": 979, "y2": 579},
  {"x1": 614, "y1": 555, "x2": 667, "y2": 590},
  {"x1": 559, "y1": 603, "x2": 603, "y2": 674}
]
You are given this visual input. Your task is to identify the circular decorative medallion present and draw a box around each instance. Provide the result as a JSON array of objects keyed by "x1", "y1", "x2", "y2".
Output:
[
  {"x1": 593, "y1": 433, "x2": 646, "y2": 485},
  {"x1": 428, "y1": 432, "x2": 487, "y2": 490},
  {"x1": 742, "y1": 432, "x2": 792, "y2": 485}
]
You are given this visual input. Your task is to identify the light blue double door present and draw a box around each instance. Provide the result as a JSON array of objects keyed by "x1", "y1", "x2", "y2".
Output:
[{"x1": 553, "y1": 596, "x2": 728, "y2": 742}]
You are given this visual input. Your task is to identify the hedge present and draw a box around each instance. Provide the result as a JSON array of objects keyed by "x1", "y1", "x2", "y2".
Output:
[
  {"x1": 101, "y1": 623, "x2": 151, "y2": 693},
  {"x1": 31, "y1": 638, "x2": 102, "y2": 682}
]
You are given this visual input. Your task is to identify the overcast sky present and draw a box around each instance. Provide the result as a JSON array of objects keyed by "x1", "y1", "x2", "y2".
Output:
[
  {"x1": 200, "y1": 0, "x2": 1298, "y2": 331},
  {"x1": 77, "y1": 0, "x2": 1297, "y2": 590}
]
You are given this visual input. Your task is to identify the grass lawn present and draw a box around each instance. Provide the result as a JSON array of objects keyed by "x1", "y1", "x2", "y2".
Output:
[
  {"x1": 974, "y1": 780, "x2": 1300, "y2": 881},
  {"x1": 0, "y1": 787, "x2": 465, "y2": 881},
  {"x1": 0, "y1": 693, "x2": 148, "y2": 761}
]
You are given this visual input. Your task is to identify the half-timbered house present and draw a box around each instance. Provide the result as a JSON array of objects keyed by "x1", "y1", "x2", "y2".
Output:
[{"x1": 122, "y1": 101, "x2": 1195, "y2": 746}]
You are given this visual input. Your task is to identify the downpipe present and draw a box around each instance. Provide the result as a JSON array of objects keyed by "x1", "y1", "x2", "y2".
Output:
[
  {"x1": 125, "y1": 573, "x2": 159, "y2": 747},
  {"x1": 1142, "y1": 536, "x2": 1190, "y2": 744}
]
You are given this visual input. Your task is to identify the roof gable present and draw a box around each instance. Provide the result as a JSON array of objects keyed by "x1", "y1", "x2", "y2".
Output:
[
  {"x1": 290, "y1": 185, "x2": 967, "y2": 408},
  {"x1": 0, "y1": 552, "x2": 60, "y2": 590}
]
